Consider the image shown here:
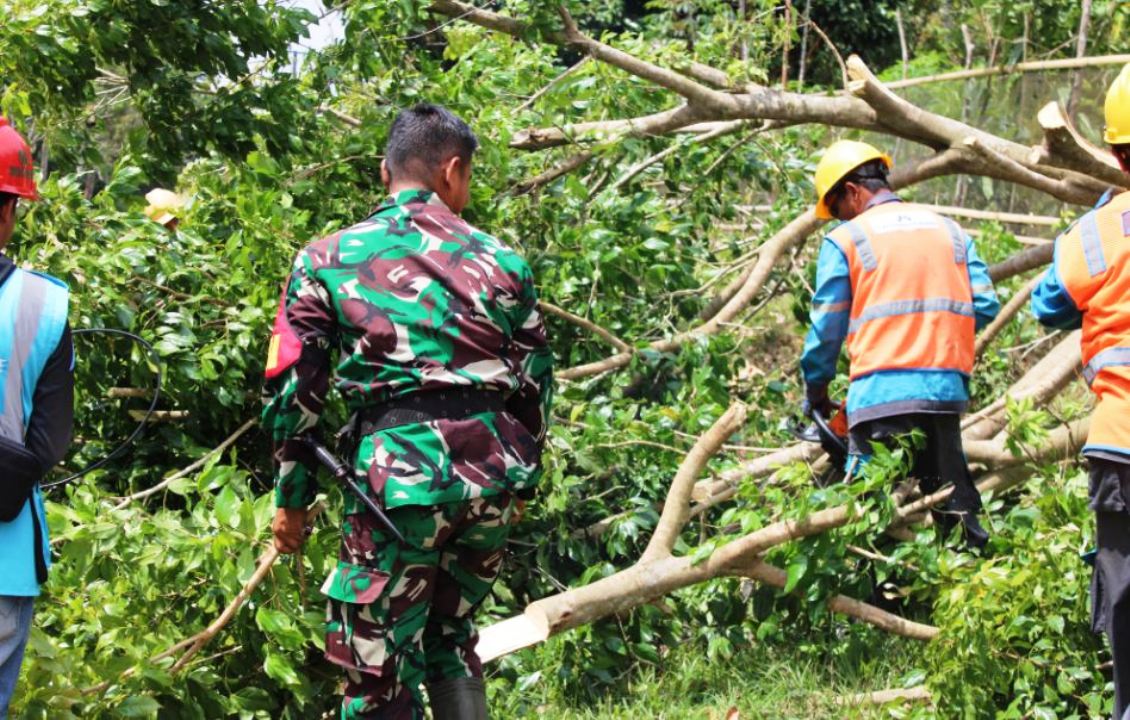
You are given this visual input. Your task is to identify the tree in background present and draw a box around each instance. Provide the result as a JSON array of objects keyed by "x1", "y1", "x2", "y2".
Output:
[{"x1": 0, "y1": 1, "x2": 1128, "y2": 717}]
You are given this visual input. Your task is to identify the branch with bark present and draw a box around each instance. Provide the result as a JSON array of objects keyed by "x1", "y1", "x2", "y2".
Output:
[
  {"x1": 539, "y1": 300, "x2": 630, "y2": 352},
  {"x1": 425, "y1": 2, "x2": 1117, "y2": 383},
  {"x1": 557, "y1": 211, "x2": 824, "y2": 381},
  {"x1": 642, "y1": 403, "x2": 747, "y2": 561},
  {"x1": 478, "y1": 336, "x2": 1086, "y2": 661},
  {"x1": 974, "y1": 274, "x2": 1043, "y2": 358},
  {"x1": 428, "y1": 1, "x2": 1122, "y2": 207},
  {"x1": 113, "y1": 419, "x2": 258, "y2": 510},
  {"x1": 414, "y1": 0, "x2": 1113, "y2": 675}
]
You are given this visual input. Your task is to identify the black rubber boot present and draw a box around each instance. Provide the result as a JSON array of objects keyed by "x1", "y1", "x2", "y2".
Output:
[{"x1": 426, "y1": 677, "x2": 489, "y2": 720}]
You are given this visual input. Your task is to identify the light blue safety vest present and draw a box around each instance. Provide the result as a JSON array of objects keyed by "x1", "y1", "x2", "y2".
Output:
[{"x1": 0, "y1": 266, "x2": 69, "y2": 596}]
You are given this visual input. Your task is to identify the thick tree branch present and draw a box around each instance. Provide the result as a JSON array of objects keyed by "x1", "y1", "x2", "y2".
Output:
[
  {"x1": 429, "y1": 0, "x2": 527, "y2": 36},
  {"x1": 962, "y1": 136, "x2": 1099, "y2": 204},
  {"x1": 963, "y1": 419, "x2": 1088, "y2": 468},
  {"x1": 478, "y1": 371, "x2": 1086, "y2": 662},
  {"x1": 846, "y1": 56, "x2": 1108, "y2": 204},
  {"x1": 643, "y1": 403, "x2": 747, "y2": 561},
  {"x1": 556, "y1": 6, "x2": 739, "y2": 114},
  {"x1": 692, "y1": 442, "x2": 821, "y2": 503},
  {"x1": 431, "y1": 1, "x2": 1119, "y2": 209},
  {"x1": 846, "y1": 59, "x2": 951, "y2": 150},
  {"x1": 989, "y1": 243, "x2": 1055, "y2": 282},
  {"x1": 680, "y1": 61, "x2": 736, "y2": 90},
  {"x1": 1033, "y1": 101, "x2": 1129, "y2": 189}
]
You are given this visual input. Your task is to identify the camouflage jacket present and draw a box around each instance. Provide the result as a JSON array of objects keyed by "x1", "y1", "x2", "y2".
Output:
[{"x1": 261, "y1": 189, "x2": 554, "y2": 510}]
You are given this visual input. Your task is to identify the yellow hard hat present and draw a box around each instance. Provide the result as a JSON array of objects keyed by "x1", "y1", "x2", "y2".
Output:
[
  {"x1": 143, "y1": 188, "x2": 186, "y2": 225},
  {"x1": 1105, "y1": 63, "x2": 1130, "y2": 145},
  {"x1": 814, "y1": 140, "x2": 892, "y2": 220}
]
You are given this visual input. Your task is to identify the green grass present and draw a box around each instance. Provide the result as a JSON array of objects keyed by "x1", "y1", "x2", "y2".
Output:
[{"x1": 488, "y1": 630, "x2": 932, "y2": 719}]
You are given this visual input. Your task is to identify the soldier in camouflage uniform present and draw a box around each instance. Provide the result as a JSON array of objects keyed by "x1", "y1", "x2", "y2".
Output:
[{"x1": 261, "y1": 104, "x2": 554, "y2": 719}]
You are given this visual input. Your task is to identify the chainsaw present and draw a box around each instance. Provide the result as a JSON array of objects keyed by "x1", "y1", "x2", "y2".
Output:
[{"x1": 792, "y1": 401, "x2": 849, "y2": 487}]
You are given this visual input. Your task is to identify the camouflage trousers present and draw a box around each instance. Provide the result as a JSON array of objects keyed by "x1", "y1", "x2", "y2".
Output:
[{"x1": 322, "y1": 494, "x2": 515, "y2": 719}]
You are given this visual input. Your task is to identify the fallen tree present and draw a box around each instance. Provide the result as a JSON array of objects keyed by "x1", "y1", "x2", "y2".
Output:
[
  {"x1": 416, "y1": 1, "x2": 1121, "y2": 664},
  {"x1": 478, "y1": 334, "x2": 1086, "y2": 661},
  {"x1": 423, "y1": 2, "x2": 1113, "y2": 383}
]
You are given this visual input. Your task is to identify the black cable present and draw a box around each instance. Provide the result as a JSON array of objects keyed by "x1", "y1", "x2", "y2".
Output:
[{"x1": 42, "y1": 328, "x2": 163, "y2": 490}]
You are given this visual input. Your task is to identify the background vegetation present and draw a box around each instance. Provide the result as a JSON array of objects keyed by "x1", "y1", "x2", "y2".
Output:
[{"x1": 1, "y1": 0, "x2": 1128, "y2": 717}]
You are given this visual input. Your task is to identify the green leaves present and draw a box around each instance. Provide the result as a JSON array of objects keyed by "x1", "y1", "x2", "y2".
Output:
[
  {"x1": 924, "y1": 472, "x2": 1103, "y2": 717},
  {"x1": 783, "y1": 554, "x2": 809, "y2": 594},
  {"x1": 4, "y1": 1, "x2": 1122, "y2": 716},
  {"x1": 263, "y1": 650, "x2": 301, "y2": 688},
  {"x1": 116, "y1": 696, "x2": 161, "y2": 717}
]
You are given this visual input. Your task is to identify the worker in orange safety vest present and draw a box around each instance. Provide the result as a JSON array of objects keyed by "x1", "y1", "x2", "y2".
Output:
[
  {"x1": 1032, "y1": 63, "x2": 1130, "y2": 720},
  {"x1": 800, "y1": 139, "x2": 1000, "y2": 549}
]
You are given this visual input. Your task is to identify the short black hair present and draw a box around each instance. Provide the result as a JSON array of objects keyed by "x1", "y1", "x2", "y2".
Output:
[
  {"x1": 0, "y1": 192, "x2": 16, "y2": 213},
  {"x1": 830, "y1": 158, "x2": 891, "y2": 199},
  {"x1": 1114, "y1": 144, "x2": 1130, "y2": 169},
  {"x1": 385, "y1": 103, "x2": 478, "y2": 181},
  {"x1": 845, "y1": 159, "x2": 891, "y2": 191}
]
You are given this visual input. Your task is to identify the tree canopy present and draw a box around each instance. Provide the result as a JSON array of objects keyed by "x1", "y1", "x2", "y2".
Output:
[{"x1": 2, "y1": 0, "x2": 1129, "y2": 717}]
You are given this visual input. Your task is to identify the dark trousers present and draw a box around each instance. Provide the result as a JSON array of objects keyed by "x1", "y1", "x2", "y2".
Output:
[
  {"x1": 848, "y1": 413, "x2": 983, "y2": 522},
  {"x1": 1089, "y1": 459, "x2": 1130, "y2": 720}
]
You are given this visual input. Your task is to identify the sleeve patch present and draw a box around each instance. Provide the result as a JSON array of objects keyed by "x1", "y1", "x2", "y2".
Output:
[{"x1": 264, "y1": 294, "x2": 303, "y2": 380}]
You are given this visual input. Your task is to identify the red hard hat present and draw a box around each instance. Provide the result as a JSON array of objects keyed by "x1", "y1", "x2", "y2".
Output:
[{"x1": 0, "y1": 118, "x2": 38, "y2": 201}]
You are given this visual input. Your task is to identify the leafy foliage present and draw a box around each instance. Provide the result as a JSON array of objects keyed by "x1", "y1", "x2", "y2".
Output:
[{"x1": 0, "y1": 0, "x2": 1122, "y2": 717}]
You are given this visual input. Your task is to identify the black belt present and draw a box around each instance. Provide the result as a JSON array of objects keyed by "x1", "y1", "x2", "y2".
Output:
[{"x1": 356, "y1": 387, "x2": 506, "y2": 436}]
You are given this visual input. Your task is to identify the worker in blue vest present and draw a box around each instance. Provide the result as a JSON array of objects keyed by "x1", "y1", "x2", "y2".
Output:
[{"x1": 0, "y1": 118, "x2": 73, "y2": 716}]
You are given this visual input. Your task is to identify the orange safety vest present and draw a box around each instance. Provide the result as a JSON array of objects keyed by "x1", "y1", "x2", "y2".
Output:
[
  {"x1": 1055, "y1": 190, "x2": 1130, "y2": 453},
  {"x1": 828, "y1": 202, "x2": 975, "y2": 380}
]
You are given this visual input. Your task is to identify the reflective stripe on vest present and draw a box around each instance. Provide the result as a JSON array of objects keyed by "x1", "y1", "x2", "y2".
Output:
[
  {"x1": 0, "y1": 271, "x2": 49, "y2": 441},
  {"x1": 1055, "y1": 191, "x2": 1130, "y2": 453},
  {"x1": 1083, "y1": 346, "x2": 1130, "y2": 385},
  {"x1": 942, "y1": 217, "x2": 967, "y2": 264},
  {"x1": 841, "y1": 221, "x2": 878, "y2": 272},
  {"x1": 847, "y1": 298, "x2": 974, "y2": 334},
  {"x1": 1080, "y1": 212, "x2": 1107, "y2": 277},
  {"x1": 829, "y1": 203, "x2": 975, "y2": 379}
]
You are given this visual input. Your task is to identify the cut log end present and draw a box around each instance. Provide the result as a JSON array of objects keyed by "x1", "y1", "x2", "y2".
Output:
[{"x1": 475, "y1": 608, "x2": 551, "y2": 664}]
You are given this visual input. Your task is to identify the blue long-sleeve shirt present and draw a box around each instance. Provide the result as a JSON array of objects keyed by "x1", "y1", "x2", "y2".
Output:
[
  {"x1": 1031, "y1": 242, "x2": 1084, "y2": 331},
  {"x1": 801, "y1": 200, "x2": 999, "y2": 425}
]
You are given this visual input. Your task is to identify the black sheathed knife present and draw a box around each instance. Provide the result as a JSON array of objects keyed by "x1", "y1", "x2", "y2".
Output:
[{"x1": 298, "y1": 436, "x2": 407, "y2": 545}]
